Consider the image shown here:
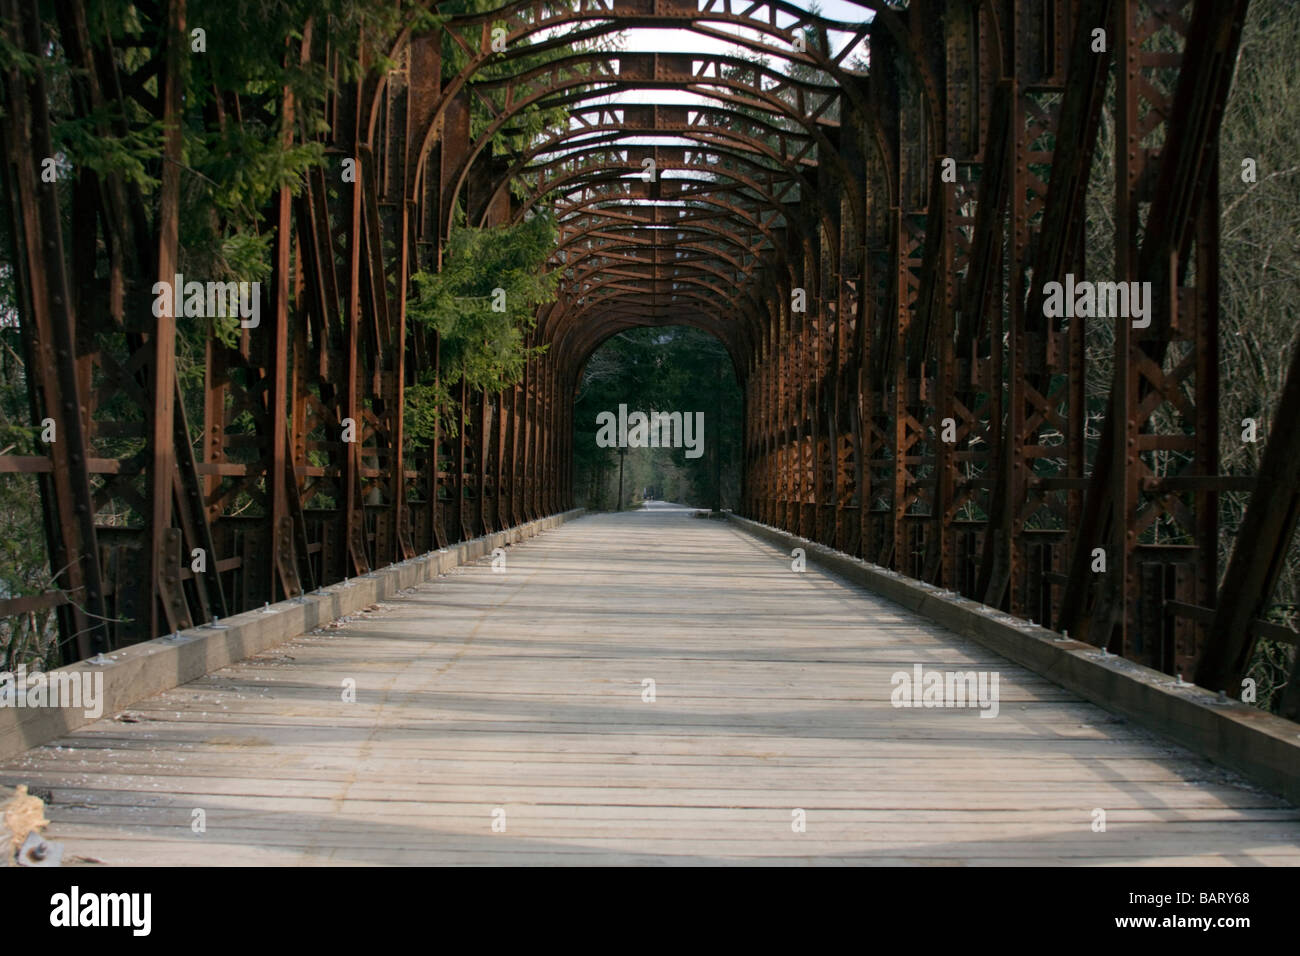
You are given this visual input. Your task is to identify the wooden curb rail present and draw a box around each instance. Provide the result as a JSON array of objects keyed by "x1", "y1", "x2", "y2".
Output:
[
  {"x1": 0, "y1": 510, "x2": 585, "y2": 761},
  {"x1": 727, "y1": 513, "x2": 1300, "y2": 806}
]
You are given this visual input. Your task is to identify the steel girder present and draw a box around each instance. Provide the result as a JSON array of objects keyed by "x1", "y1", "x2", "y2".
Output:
[
  {"x1": 738, "y1": 0, "x2": 1289, "y2": 689},
  {"x1": 2, "y1": 0, "x2": 1296, "y2": 712}
]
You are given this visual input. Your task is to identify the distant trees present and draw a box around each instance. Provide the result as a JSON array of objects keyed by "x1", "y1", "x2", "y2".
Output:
[
  {"x1": 1214, "y1": 0, "x2": 1300, "y2": 710},
  {"x1": 572, "y1": 328, "x2": 742, "y2": 511},
  {"x1": 1082, "y1": 0, "x2": 1300, "y2": 710}
]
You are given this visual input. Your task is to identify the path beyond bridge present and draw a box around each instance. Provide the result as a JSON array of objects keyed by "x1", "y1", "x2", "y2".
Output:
[{"x1": 3, "y1": 505, "x2": 1298, "y2": 865}]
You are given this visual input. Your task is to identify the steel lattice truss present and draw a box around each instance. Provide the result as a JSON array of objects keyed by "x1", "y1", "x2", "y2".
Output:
[{"x1": 2, "y1": 0, "x2": 1297, "y2": 715}]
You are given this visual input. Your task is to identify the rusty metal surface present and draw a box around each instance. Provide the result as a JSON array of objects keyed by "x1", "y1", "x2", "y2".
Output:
[{"x1": 1, "y1": 0, "x2": 1294, "y2": 706}]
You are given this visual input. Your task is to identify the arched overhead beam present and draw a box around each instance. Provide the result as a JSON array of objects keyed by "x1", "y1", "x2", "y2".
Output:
[
  {"x1": 477, "y1": 106, "x2": 825, "y2": 229},
  {"x1": 435, "y1": 50, "x2": 854, "y2": 235}
]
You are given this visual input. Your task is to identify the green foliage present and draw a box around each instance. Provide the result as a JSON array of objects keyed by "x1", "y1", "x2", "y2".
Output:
[
  {"x1": 572, "y1": 328, "x2": 742, "y2": 510},
  {"x1": 178, "y1": 123, "x2": 319, "y2": 347},
  {"x1": 187, "y1": 128, "x2": 324, "y2": 232},
  {"x1": 404, "y1": 377, "x2": 456, "y2": 446},
  {"x1": 405, "y1": 215, "x2": 558, "y2": 445},
  {"x1": 53, "y1": 110, "x2": 164, "y2": 194}
]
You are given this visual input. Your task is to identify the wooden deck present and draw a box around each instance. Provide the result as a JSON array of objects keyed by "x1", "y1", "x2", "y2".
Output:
[{"x1": 3, "y1": 504, "x2": 1299, "y2": 865}]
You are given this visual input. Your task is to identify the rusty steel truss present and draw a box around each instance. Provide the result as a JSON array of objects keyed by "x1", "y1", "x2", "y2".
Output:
[{"x1": 1, "y1": 0, "x2": 1297, "y2": 713}]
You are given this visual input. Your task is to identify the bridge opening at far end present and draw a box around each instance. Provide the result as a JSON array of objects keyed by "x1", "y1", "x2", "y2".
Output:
[{"x1": 573, "y1": 327, "x2": 742, "y2": 513}]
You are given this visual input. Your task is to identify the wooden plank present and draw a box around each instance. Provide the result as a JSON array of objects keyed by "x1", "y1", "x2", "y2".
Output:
[{"x1": 0, "y1": 505, "x2": 1297, "y2": 865}]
